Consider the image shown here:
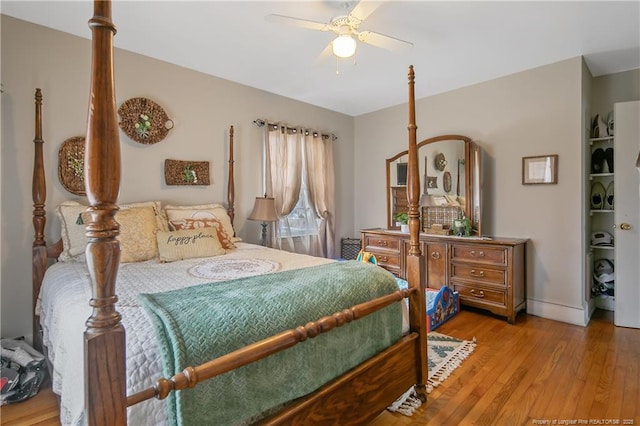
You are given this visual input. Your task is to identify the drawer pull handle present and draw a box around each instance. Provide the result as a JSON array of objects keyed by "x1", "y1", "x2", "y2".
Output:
[
  {"x1": 470, "y1": 250, "x2": 485, "y2": 257},
  {"x1": 376, "y1": 240, "x2": 388, "y2": 247},
  {"x1": 470, "y1": 289, "x2": 485, "y2": 298},
  {"x1": 431, "y1": 251, "x2": 441, "y2": 260},
  {"x1": 378, "y1": 256, "x2": 388, "y2": 263},
  {"x1": 470, "y1": 269, "x2": 485, "y2": 277}
]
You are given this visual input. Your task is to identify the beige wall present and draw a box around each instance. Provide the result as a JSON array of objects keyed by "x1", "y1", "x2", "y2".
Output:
[
  {"x1": 592, "y1": 69, "x2": 640, "y2": 118},
  {"x1": 0, "y1": 16, "x2": 355, "y2": 340},
  {"x1": 355, "y1": 58, "x2": 588, "y2": 324}
]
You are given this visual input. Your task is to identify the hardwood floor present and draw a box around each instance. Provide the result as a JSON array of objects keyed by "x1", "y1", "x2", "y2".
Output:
[
  {"x1": 373, "y1": 308, "x2": 639, "y2": 425},
  {"x1": 2, "y1": 309, "x2": 638, "y2": 426},
  {"x1": 0, "y1": 385, "x2": 59, "y2": 426}
]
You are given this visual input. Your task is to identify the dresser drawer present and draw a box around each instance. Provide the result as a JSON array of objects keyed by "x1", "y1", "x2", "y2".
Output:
[
  {"x1": 453, "y1": 283, "x2": 506, "y2": 306},
  {"x1": 451, "y1": 244, "x2": 508, "y2": 267},
  {"x1": 450, "y1": 263, "x2": 506, "y2": 286},
  {"x1": 364, "y1": 235, "x2": 401, "y2": 252},
  {"x1": 371, "y1": 252, "x2": 401, "y2": 272}
]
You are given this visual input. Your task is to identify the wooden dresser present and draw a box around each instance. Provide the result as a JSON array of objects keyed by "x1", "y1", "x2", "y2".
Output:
[{"x1": 361, "y1": 228, "x2": 527, "y2": 324}]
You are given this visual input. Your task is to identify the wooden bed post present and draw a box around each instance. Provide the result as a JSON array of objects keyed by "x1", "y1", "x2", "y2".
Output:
[
  {"x1": 405, "y1": 65, "x2": 428, "y2": 401},
  {"x1": 227, "y1": 125, "x2": 235, "y2": 229},
  {"x1": 32, "y1": 88, "x2": 46, "y2": 352},
  {"x1": 83, "y1": 1, "x2": 127, "y2": 425}
]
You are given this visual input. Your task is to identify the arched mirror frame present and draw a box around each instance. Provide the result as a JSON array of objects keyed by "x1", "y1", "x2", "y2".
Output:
[{"x1": 386, "y1": 134, "x2": 482, "y2": 235}]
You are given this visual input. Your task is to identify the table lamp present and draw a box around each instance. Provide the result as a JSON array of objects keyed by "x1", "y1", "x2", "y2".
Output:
[{"x1": 248, "y1": 194, "x2": 278, "y2": 246}]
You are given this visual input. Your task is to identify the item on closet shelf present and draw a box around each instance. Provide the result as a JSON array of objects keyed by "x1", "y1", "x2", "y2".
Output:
[
  {"x1": 604, "y1": 147, "x2": 614, "y2": 173},
  {"x1": 118, "y1": 97, "x2": 174, "y2": 144},
  {"x1": 58, "y1": 136, "x2": 86, "y2": 196},
  {"x1": 592, "y1": 258, "x2": 615, "y2": 297},
  {"x1": 606, "y1": 111, "x2": 614, "y2": 136},
  {"x1": 591, "y1": 114, "x2": 609, "y2": 138},
  {"x1": 591, "y1": 148, "x2": 605, "y2": 173},
  {"x1": 590, "y1": 181, "x2": 606, "y2": 210},
  {"x1": 591, "y1": 231, "x2": 613, "y2": 247},
  {"x1": 605, "y1": 181, "x2": 614, "y2": 210}
]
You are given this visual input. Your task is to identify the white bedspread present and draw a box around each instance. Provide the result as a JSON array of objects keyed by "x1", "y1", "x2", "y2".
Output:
[{"x1": 38, "y1": 243, "x2": 410, "y2": 425}]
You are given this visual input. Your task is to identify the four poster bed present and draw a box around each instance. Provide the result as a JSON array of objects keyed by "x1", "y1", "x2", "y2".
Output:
[{"x1": 31, "y1": 1, "x2": 428, "y2": 424}]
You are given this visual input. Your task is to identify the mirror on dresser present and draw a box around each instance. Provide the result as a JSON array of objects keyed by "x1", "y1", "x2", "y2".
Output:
[{"x1": 386, "y1": 134, "x2": 482, "y2": 236}]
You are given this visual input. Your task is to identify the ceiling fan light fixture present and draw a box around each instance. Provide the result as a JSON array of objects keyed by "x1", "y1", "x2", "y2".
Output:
[{"x1": 332, "y1": 34, "x2": 357, "y2": 58}]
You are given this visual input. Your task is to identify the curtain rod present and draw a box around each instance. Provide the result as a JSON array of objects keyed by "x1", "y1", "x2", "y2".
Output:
[{"x1": 253, "y1": 119, "x2": 337, "y2": 141}]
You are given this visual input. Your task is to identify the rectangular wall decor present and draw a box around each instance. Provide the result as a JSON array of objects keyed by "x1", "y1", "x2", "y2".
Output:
[
  {"x1": 522, "y1": 154, "x2": 558, "y2": 185},
  {"x1": 164, "y1": 159, "x2": 210, "y2": 186}
]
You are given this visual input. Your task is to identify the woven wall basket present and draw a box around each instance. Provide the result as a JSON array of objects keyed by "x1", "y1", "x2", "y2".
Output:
[
  {"x1": 164, "y1": 159, "x2": 210, "y2": 186},
  {"x1": 118, "y1": 97, "x2": 174, "y2": 144},
  {"x1": 58, "y1": 136, "x2": 86, "y2": 195}
]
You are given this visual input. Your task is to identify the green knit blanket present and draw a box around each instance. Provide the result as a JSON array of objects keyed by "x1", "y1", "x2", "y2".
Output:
[{"x1": 139, "y1": 260, "x2": 403, "y2": 426}]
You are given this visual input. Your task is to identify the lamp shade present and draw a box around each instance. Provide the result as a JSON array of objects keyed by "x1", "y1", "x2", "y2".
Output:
[
  {"x1": 332, "y1": 35, "x2": 357, "y2": 58},
  {"x1": 248, "y1": 196, "x2": 278, "y2": 222},
  {"x1": 419, "y1": 194, "x2": 434, "y2": 207}
]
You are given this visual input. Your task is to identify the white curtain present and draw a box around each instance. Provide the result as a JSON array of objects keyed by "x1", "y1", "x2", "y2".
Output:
[
  {"x1": 265, "y1": 124, "x2": 301, "y2": 248},
  {"x1": 304, "y1": 131, "x2": 335, "y2": 258},
  {"x1": 263, "y1": 123, "x2": 335, "y2": 257}
]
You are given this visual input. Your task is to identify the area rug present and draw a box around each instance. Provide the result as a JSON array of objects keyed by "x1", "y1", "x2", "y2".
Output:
[{"x1": 387, "y1": 332, "x2": 476, "y2": 416}]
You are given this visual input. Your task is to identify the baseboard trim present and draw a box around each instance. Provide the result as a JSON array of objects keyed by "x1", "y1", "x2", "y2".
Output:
[{"x1": 527, "y1": 299, "x2": 588, "y2": 326}]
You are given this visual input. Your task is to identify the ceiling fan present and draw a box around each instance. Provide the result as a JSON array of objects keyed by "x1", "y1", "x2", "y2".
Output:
[{"x1": 265, "y1": 1, "x2": 413, "y2": 61}]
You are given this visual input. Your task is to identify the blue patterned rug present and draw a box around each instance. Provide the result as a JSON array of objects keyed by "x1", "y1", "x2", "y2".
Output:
[
  {"x1": 388, "y1": 332, "x2": 476, "y2": 416},
  {"x1": 427, "y1": 332, "x2": 476, "y2": 393}
]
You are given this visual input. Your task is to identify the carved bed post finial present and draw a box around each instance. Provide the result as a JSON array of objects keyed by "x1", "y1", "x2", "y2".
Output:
[
  {"x1": 406, "y1": 66, "x2": 420, "y2": 257},
  {"x1": 228, "y1": 125, "x2": 235, "y2": 229},
  {"x1": 83, "y1": 1, "x2": 127, "y2": 424}
]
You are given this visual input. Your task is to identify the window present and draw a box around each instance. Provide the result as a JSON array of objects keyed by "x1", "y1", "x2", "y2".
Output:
[{"x1": 277, "y1": 141, "x2": 320, "y2": 238}]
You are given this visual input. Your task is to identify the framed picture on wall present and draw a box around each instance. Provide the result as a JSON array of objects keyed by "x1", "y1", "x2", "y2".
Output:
[{"x1": 522, "y1": 154, "x2": 558, "y2": 185}]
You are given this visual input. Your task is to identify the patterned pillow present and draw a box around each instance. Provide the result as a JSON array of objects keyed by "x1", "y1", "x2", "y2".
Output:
[
  {"x1": 156, "y1": 228, "x2": 226, "y2": 262},
  {"x1": 56, "y1": 201, "x2": 163, "y2": 262},
  {"x1": 169, "y1": 217, "x2": 236, "y2": 249},
  {"x1": 117, "y1": 207, "x2": 159, "y2": 263}
]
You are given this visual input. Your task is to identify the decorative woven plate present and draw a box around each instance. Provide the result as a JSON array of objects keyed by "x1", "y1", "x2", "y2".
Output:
[
  {"x1": 117, "y1": 97, "x2": 174, "y2": 144},
  {"x1": 58, "y1": 136, "x2": 86, "y2": 195},
  {"x1": 164, "y1": 159, "x2": 210, "y2": 185}
]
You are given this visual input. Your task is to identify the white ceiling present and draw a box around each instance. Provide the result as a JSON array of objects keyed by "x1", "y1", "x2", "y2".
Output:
[{"x1": 3, "y1": 1, "x2": 639, "y2": 116}]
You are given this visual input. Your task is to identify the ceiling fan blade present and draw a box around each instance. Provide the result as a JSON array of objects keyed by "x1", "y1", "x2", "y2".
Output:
[
  {"x1": 357, "y1": 30, "x2": 413, "y2": 52},
  {"x1": 314, "y1": 42, "x2": 334, "y2": 66},
  {"x1": 265, "y1": 14, "x2": 329, "y2": 32},
  {"x1": 348, "y1": 1, "x2": 383, "y2": 25}
]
